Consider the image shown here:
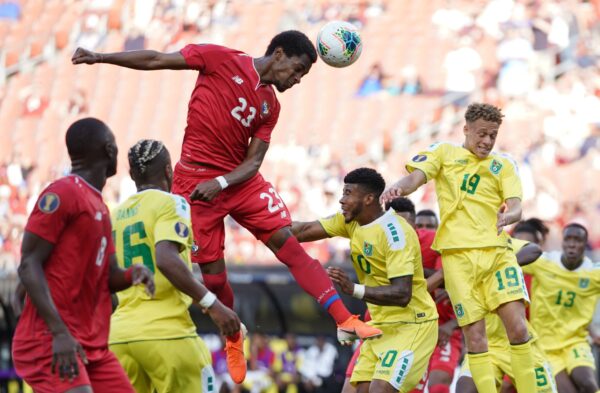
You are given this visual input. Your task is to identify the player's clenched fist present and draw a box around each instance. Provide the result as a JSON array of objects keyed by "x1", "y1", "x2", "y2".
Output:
[
  {"x1": 206, "y1": 301, "x2": 241, "y2": 337},
  {"x1": 51, "y1": 331, "x2": 88, "y2": 382},
  {"x1": 190, "y1": 179, "x2": 222, "y2": 202},
  {"x1": 71, "y1": 47, "x2": 101, "y2": 65}
]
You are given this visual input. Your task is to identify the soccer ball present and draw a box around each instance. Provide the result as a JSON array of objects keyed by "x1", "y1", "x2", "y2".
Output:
[{"x1": 316, "y1": 21, "x2": 362, "y2": 68}]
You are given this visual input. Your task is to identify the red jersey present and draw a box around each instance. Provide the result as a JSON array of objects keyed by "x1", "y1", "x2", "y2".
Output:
[
  {"x1": 13, "y1": 175, "x2": 114, "y2": 353},
  {"x1": 179, "y1": 44, "x2": 281, "y2": 171},
  {"x1": 416, "y1": 229, "x2": 455, "y2": 324}
]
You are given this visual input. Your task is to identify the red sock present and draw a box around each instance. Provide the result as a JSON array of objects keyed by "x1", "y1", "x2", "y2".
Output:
[
  {"x1": 428, "y1": 384, "x2": 450, "y2": 393},
  {"x1": 202, "y1": 270, "x2": 239, "y2": 341},
  {"x1": 275, "y1": 237, "x2": 351, "y2": 324}
]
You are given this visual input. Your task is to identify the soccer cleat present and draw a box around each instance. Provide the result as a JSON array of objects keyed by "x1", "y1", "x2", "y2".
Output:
[
  {"x1": 337, "y1": 315, "x2": 382, "y2": 344},
  {"x1": 225, "y1": 323, "x2": 247, "y2": 384}
]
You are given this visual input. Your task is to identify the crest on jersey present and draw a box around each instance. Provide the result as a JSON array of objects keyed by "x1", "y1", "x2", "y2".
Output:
[
  {"x1": 363, "y1": 241, "x2": 373, "y2": 257},
  {"x1": 38, "y1": 193, "x2": 60, "y2": 214},
  {"x1": 454, "y1": 303, "x2": 465, "y2": 318},
  {"x1": 412, "y1": 154, "x2": 427, "y2": 163},
  {"x1": 261, "y1": 100, "x2": 270, "y2": 116},
  {"x1": 489, "y1": 159, "x2": 503, "y2": 175},
  {"x1": 174, "y1": 222, "x2": 189, "y2": 238},
  {"x1": 579, "y1": 278, "x2": 590, "y2": 289}
]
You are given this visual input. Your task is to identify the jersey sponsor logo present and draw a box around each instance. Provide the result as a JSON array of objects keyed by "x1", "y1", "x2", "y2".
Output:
[
  {"x1": 38, "y1": 193, "x2": 60, "y2": 213},
  {"x1": 363, "y1": 241, "x2": 373, "y2": 257},
  {"x1": 231, "y1": 75, "x2": 244, "y2": 85},
  {"x1": 454, "y1": 159, "x2": 469, "y2": 165},
  {"x1": 489, "y1": 159, "x2": 503, "y2": 174},
  {"x1": 261, "y1": 100, "x2": 270, "y2": 116},
  {"x1": 579, "y1": 278, "x2": 590, "y2": 289},
  {"x1": 174, "y1": 222, "x2": 189, "y2": 238},
  {"x1": 412, "y1": 154, "x2": 427, "y2": 162},
  {"x1": 454, "y1": 303, "x2": 465, "y2": 318}
]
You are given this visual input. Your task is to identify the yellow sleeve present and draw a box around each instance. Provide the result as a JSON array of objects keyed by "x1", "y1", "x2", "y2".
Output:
[
  {"x1": 318, "y1": 212, "x2": 350, "y2": 239},
  {"x1": 154, "y1": 194, "x2": 193, "y2": 248},
  {"x1": 405, "y1": 142, "x2": 444, "y2": 181},
  {"x1": 499, "y1": 154, "x2": 522, "y2": 201},
  {"x1": 385, "y1": 226, "x2": 419, "y2": 279}
]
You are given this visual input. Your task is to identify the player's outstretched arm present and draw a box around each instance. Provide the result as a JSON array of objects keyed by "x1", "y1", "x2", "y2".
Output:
[
  {"x1": 496, "y1": 197, "x2": 523, "y2": 234},
  {"x1": 155, "y1": 240, "x2": 241, "y2": 337},
  {"x1": 108, "y1": 255, "x2": 155, "y2": 296},
  {"x1": 71, "y1": 47, "x2": 189, "y2": 70},
  {"x1": 18, "y1": 231, "x2": 88, "y2": 380},
  {"x1": 291, "y1": 221, "x2": 330, "y2": 243},
  {"x1": 328, "y1": 267, "x2": 413, "y2": 307},
  {"x1": 515, "y1": 242, "x2": 542, "y2": 266},
  {"x1": 380, "y1": 170, "x2": 427, "y2": 204},
  {"x1": 190, "y1": 137, "x2": 268, "y2": 202}
]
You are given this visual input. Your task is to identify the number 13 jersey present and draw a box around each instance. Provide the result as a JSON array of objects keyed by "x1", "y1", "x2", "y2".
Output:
[
  {"x1": 179, "y1": 44, "x2": 281, "y2": 171},
  {"x1": 406, "y1": 142, "x2": 522, "y2": 252}
]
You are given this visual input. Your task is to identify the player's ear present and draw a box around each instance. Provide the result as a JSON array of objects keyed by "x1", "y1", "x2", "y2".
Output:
[
  {"x1": 463, "y1": 123, "x2": 469, "y2": 136},
  {"x1": 105, "y1": 141, "x2": 117, "y2": 161}
]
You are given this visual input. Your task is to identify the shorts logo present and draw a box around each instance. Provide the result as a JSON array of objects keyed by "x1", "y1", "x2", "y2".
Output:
[
  {"x1": 261, "y1": 100, "x2": 270, "y2": 116},
  {"x1": 454, "y1": 303, "x2": 465, "y2": 318},
  {"x1": 489, "y1": 159, "x2": 503, "y2": 175},
  {"x1": 363, "y1": 241, "x2": 373, "y2": 257},
  {"x1": 191, "y1": 241, "x2": 199, "y2": 254},
  {"x1": 579, "y1": 278, "x2": 590, "y2": 289},
  {"x1": 412, "y1": 154, "x2": 427, "y2": 163},
  {"x1": 174, "y1": 222, "x2": 189, "y2": 238},
  {"x1": 38, "y1": 193, "x2": 60, "y2": 214}
]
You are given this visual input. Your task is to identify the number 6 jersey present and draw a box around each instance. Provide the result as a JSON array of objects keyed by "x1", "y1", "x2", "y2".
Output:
[
  {"x1": 179, "y1": 44, "x2": 281, "y2": 171},
  {"x1": 406, "y1": 142, "x2": 522, "y2": 252},
  {"x1": 109, "y1": 189, "x2": 197, "y2": 344}
]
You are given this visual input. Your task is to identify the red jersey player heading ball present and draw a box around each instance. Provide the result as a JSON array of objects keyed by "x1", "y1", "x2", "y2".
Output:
[
  {"x1": 72, "y1": 30, "x2": 381, "y2": 383},
  {"x1": 13, "y1": 118, "x2": 155, "y2": 393}
]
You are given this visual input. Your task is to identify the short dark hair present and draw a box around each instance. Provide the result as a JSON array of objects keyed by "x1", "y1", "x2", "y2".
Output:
[
  {"x1": 513, "y1": 218, "x2": 549, "y2": 243},
  {"x1": 386, "y1": 197, "x2": 415, "y2": 216},
  {"x1": 343, "y1": 168, "x2": 386, "y2": 198},
  {"x1": 128, "y1": 139, "x2": 167, "y2": 180},
  {"x1": 465, "y1": 103, "x2": 504, "y2": 125},
  {"x1": 564, "y1": 222, "x2": 588, "y2": 240},
  {"x1": 416, "y1": 209, "x2": 437, "y2": 219},
  {"x1": 65, "y1": 117, "x2": 110, "y2": 158},
  {"x1": 265, "y1": 30, "x2": 317, "y2": 63}
]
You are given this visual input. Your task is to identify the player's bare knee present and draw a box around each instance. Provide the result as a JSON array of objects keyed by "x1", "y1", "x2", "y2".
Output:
[
  {"x1": 429, "y1": 370, "x2": 452, "y2": 386},
  {"x1": 505, "y1": 320, "x2": 529, "y2": 344},
  {"x1": 455, "y1": 377, "x2": 478, "y2": 393},
  {"x1": 463, "y1": 321, "x2": 488, "y2": 352},
  {"x1": 199, "y1": 259, "x2": 226, "y2": 275},
  {"x1": 265, "y1": 226, "x2": 293, "y2": 251},
  {"x1": 571, "y1": 367, "x2": 599, "y2": 393}
]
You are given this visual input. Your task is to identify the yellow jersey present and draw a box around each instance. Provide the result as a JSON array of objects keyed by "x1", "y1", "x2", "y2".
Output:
[
  {"x1": 406, "y1": 142, "x2": 522, "y2": 251},
  {"x1": 522, "y1": 251, "x2": 600, "y2": 352},
  {"x1": 319, "y1": 210, "x2": 438, "y2": 325},
  {"x1": 109, "y1": 189, "x2": 197, "y2": 344},
  {"x1": 486, "y1": 236, "x2": 538, "y2": 350}
]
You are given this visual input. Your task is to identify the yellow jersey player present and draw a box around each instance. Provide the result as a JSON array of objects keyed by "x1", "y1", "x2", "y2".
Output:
[
  {"x1": 456, "y1": 236, "x2": 557, "y2": 393},
  {"x1": 381, "y1": 103, "x2": 535, "y2": 393},
  {"x1": 521, "y1": 223, "x2": 600, "y2": 393},
  {"x1": 292, "y1": 168, "x2": 438, "y2": 393},
  {"x1": 109, "y1": 140, "x2": 242, "y2": 392}
]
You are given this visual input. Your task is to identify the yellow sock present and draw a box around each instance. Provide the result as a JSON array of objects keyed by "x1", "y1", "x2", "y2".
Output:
[
  {"x1": 510, "y1": 340, "x2": 536, "y2": 393},
  {"x1": 468, "y1": 352, "x2": 497, "y2": 393}
]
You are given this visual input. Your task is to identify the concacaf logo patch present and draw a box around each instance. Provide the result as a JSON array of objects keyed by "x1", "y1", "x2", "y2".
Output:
[
  {"x1": 489, "y1": 159, "x2": 503, "y2": 175},
  {"x1": 174, "y1": 222, "x2": 189, "y2": 238},
  {"x1": 38, "y1": 193, "x2": 60, "y2": 214},
  {"x1": 412, "y1": 154, "x2": 427, "y2": 163}
]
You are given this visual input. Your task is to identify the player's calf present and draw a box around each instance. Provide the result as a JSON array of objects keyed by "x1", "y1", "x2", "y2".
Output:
[{"x1": 571, "y1": 366, "x2": 600, "y2": 393}]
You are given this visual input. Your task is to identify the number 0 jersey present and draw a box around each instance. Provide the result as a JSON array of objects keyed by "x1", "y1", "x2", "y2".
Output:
[
  {"x1": 406, "y1": 142, "x2": 522, "y2": 251},
  {"x1": 522, "y1": 251, "x2": 600, "y2": 352},
  {"x1": 319, "y1": 210, "x2": 437, "y2": 324},
  {"x1": 109, "y1": 189, "x2": 197, "y2": 344}
]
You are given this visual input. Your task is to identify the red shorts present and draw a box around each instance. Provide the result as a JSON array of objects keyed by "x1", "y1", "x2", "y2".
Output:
[
  {"x1": 13, "y1": 338, "x2": 133, "y2": 393},
  {"x1": 428, "y1": 329, "x2": 463, "y2": 376},
  {"x1": 173, "y1": 162, "x2": 292, "y2": 263}
]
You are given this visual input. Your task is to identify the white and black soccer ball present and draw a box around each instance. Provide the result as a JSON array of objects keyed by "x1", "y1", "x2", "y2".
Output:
[{"x1": 316, "y1": 21, "x2": 363, "y2": 68}]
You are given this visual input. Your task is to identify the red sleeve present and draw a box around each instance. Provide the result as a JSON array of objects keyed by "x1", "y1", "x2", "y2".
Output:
[
  {"x1": 254, "y1": 98, "x2": 280, "y2": 143},
  {"x1": 179, "y1": 44, "x2": 236, "y2": 73},
  {"x1": 25, "y1": 181, "x2": 74, "y2": 244},
  {"x1": 417, "y1": 229, "x2": 439, "y2": 270}
]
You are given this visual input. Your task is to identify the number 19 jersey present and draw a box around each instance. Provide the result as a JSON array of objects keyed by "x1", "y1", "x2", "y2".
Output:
[
  {"x1": 109, "y1": 189, "x2": 197, "y2": 344},
  {"x1": 406, "y1": 142, "x2": 522, "y2": 251},
  {"x1": 522, "y1": 252, "x2": 600, "y2": 352}
]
